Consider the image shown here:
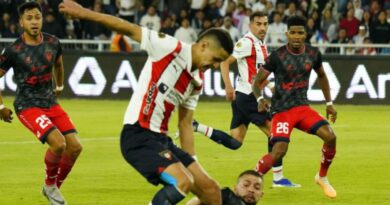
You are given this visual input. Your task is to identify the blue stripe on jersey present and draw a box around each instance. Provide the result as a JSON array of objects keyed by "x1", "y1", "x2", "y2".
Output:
[{"x1": 160, "y1": 172, "x2": 177, "y2": 186}]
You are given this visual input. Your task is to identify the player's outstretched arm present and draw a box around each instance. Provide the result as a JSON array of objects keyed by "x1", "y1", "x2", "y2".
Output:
[
  {"x1": 53, "y1": 55, "x2": 64, "y2": 97},
  {"x1": 220, "y1": 56, "x2": 237, "y2": 101},
  {"x1": 59, "y1": 0, "x2": 141, "y2": 43},
  {"x1": 178, "y1": 106, "x2": 196, "y2": 156},
  {"x1": 0, "y1": 70, "x2": 13, "y2": 123},
  {"x1": 316, "y1": 66, "x2": 337, "y2": 123}
]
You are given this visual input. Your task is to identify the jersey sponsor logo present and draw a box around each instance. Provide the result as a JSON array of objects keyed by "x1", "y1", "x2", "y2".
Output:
[
  {"x1": 143, "y1": 82, "x2": 157, "y2": 115},
  {"x1": 281, "y1": 80, "x2": 308, "y2": 91},
  {"x1": 25, "y1": 73, "x2": 52, "y2": 85}
]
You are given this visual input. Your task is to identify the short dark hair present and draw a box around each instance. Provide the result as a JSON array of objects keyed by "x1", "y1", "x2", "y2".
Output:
[
  {"x1": 197, "y1": 28, "x2": 234, "y2": 54},
  {"x1": 287, "y1": 15, "x2": 307, "y2": 30},
  {"x1": 250, "y1": 11, "x2": 267, "y2": 22},
  {"x1": 18, "y1": 2, "x2": 42, "y2": 17},
  {"x1": 237, "y1": 170, "x2": 263, "y2": 181}
]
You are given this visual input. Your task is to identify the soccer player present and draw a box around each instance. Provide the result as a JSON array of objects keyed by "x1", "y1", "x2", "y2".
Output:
[
  {"x1": 187, "y1": 170, "x2": 264, "y2": 205},
  {"x1": 59, "y1": 1, "x2": 233, "y2": 204},
  {"x1": 252, "y1": 16, "x2": 337, "y2": 199},
  {"x1": 0, "y1": 2, "x2": 82, "y2": 205},
  {"x1": 192, "y1": 11, "x2": 299, "y2": 187}
]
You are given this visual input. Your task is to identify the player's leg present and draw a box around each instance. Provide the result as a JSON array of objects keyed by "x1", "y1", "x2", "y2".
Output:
[
  {"x1": 186, "y1": 162, "x2": 221, "y2": 205},
  {"x1": 168, "y1": 135, "x2": 221, "y2": 205},
  {"x1": 255, "y1": 109, "x2": 296, "y2": 176},
  {"x1": 191, "y1": 98, "x2": 245, "y2": 150},
  {"x1": 56, "y1": 133, "x2": 82, "y2": 188},
  {"x1": 17, "y1": 107, "x2": 67, "y2": 204},
  {"x1": 314, "y1": 124, "x2": 337, "y2": 198},
  {"x1": 48, "y1": 105, "x2": 82, "y2": 188},
  {"x1": 297, "y1": 106, "x2": 337, "y2": 198},
  {"x1": 151, "y1": 162, "x2": 193, "y2": 204},
  {"x1": 120, "y1": 124, "x2": 192, "y2": 204},
  {"x1": 255, "y1": 120, "x2": 299, "y2": 187}
]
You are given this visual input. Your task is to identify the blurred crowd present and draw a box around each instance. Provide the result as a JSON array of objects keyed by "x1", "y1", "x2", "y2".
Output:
[{"x1": 1, "y1": 0, "x2": 390, "y2": 54}]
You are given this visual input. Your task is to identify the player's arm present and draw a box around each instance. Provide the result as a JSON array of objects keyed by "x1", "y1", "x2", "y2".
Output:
[
  {"x1": 0, "y1": 70, "x2": 13, "y2": 123},
  {"x1": 178, "y1": 106, "x2": 196, "y2": 156},
  {"x1": 59, "y1": 0, "x2": 141, "y2": 43},
  {"x1": 252, "y1": 68, "x2": 270, "y2": 112},
  {"x1": 53, "y1": 55, "x2": 64, "y2": 97},
  {"x1": 220, "y1": 56, "x2": 237, "y2": 101},
  {"x1": 316, "y1": 66, "x2": 337, "y2": 123}
]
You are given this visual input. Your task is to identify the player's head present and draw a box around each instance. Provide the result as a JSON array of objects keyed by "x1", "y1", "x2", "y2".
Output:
[
  {"x1": 249, "y1": 11, "x2": 268, "y2": 41},
  {"x1": 18, "y1": 2, "x2": 43, "y2": 37},
  {"x1": 234, "y1": 170, "x2": 264, "y2": 205},
  {"x1": 194, "y1": 28, "x2": 233, "y2": 71},
  {"x1": 286, "y1": 15, "x2": 307, "y2": 50}
]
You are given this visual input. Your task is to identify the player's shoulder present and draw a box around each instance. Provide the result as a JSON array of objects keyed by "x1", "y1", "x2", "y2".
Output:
[
  {"x1": 2, "y1": 37, "x2": 23, "y2": 55},
  {"x1": 42, "y1": 32, "x2": 60, "y2": 44},
  {"x1": 305, "y1": 44, "x2": 320, "y2": 54},
  {"x1": 234, "y1": 36, "x2": 253, "y2": 49},
  {"x1": 221, "y1": 187, "x2": 245, "y2": 205}
]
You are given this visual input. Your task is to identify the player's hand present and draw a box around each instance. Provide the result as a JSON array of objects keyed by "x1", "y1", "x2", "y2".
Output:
[
  {"x1": 326, "y1": 105, "x2": 337, "y2": 123},
  {"x1": 59, "y1": 0, "x2": 87, "y2": 19},
  {"x1": 54, "y1": 90, "x2": 62, "y2": 98},
  {"x1": 0, "y1": 107, "x2": 13, "y2": 123},
  {"x1": 257, "y1": 98, "x2": 270, "y2": 112},
  {"x1": 225, "y1": 86, "x2": 235, "y2": 101}
]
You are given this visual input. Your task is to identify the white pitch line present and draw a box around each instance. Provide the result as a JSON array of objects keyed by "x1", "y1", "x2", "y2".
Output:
[{"x1": 0, "y1": 136, "x2": 118, "y2": 145}]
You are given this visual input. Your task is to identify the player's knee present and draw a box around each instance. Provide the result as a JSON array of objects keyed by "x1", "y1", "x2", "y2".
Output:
[
  {"x1": 68, "y1": 143, "x2": 83, "y2": 159},
  {"x1": 202, "y1": 179, "x2": 220, "y2": 196},
  {"x1": 325, "y1": 133, "x2": 337, "y2": 146},
  {"x1": 51, "y1": 142, "x2": 66, "y2": 154},
  {"x1": 177, "y1": 175, "x2": 193, "y2": 194},
  {"x1": 229, "y1": 140, "x2": 242, "y2": 150}
]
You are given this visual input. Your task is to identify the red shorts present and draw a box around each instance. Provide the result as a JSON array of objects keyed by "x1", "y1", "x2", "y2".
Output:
[
  {"x1": 17, "y1": 105, "x2": 76, "y2": 143},
  {"x1": 270, "y1": 105, "x2": 328, "y2": 143}
]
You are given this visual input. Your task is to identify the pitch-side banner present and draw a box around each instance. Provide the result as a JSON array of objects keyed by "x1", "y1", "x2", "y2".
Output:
[{"x1": 1, "y1": 52, "x2": 389, "y2": 104}]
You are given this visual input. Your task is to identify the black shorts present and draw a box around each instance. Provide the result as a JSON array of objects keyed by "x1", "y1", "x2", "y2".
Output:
[
  {"x1": 230, "y1": 91, "x2": 272, "y2": 129},
  {"x1": 120, "y1": 123, "x2": 195, "y2": 186}
]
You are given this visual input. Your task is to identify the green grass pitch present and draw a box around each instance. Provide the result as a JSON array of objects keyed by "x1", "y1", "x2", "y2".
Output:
[{"x1": 1, "y1": 97, "x2": 389, "y2": 204}]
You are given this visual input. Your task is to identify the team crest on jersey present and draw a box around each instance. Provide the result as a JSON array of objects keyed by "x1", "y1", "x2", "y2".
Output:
[
  {"x1": 158, "y1": 32, "x2": 166, "y2": 38},
  {"x1": 304, "y1": 61, "x2": 312, "y2": 71},
  {"x1": 45, "y1": 52, "x2": 53, "y2": 62},
  {"x1": 159, "y1": 150, "x2": 173, "y2": 160},
  {"x1": 25, "y1": 56, "x2": 32, "y2": 64}
]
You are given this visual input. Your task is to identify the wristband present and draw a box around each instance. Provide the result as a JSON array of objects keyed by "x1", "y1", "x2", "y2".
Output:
[
  {"x1": 0, "y1": 104, "x2": 4, "y2": 110},
  {"x1": 256, "y1": 96, "x2": 264, "y2": 103},
  {"x1": 266, "y1": 82, "x2": 275, "y2": 89},
  {"x1": 56, "y1": 85, "x2": 64, "y2": 91},
  {"x1": 326, "y1": 101, "x2": 333, "y2": 106}
]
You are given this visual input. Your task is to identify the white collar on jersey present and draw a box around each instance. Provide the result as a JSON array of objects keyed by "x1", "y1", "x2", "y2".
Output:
[{"x1": 246, "y1": 31, "x2": 265, "y2": 45}]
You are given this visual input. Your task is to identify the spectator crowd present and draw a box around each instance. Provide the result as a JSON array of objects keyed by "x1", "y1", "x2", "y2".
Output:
[{"x1": 1, "y1": 0, "x2": 389, "y2": 54}]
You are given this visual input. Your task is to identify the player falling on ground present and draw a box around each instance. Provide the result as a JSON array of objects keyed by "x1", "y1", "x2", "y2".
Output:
[
  {"x1": 252, "y1": 15, "x2": 337, "y2": 198},
  {"x1": 192, "y1": 11, "x2": 299, "y2": 187},
  {"x1": 59, "y1": 0, "x2": 233, "y2": 204},
  {"x1": 187, "y1": 170, "x2": 264, "y2": 205},
  {"x1": 0, "y1": 2, "x2": 82, "y2": 205}
]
